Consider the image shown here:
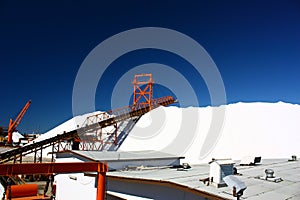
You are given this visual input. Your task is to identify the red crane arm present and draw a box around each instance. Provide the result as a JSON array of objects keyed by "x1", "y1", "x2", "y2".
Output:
[{"x1": 7, "y1": 100, "x2": 31, "y2": 144}]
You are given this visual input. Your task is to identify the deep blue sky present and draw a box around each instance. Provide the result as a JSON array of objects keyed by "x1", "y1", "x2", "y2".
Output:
[{"x1": 0, "y1": 0, "x2": 299, "y2": 133}]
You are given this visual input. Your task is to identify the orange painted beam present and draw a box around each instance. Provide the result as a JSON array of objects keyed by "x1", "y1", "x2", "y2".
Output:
[
  {"x1": 0, "y1": 162, "x2": 108, "y2": 176},
  {"x1": 7, "y1": 100, "x2": 31, "y2": 144},
  {"x1": 0, "y1": 162, "x2": 108, "y2": 200}
]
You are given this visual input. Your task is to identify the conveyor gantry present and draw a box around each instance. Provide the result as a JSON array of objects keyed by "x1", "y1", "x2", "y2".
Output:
[{"x1": 0, "y1": 96, "x2": 176, "y2": 164}]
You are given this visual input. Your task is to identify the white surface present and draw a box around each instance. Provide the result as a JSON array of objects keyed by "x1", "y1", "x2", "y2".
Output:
[
  {"x1": 240, "y1": 156, "x2": 257, "y2": 165},
  {"x1": 12, "y1": 131, "x2": 24, "y2": 143},
  {"x1": 68, "y1": 150, "x2": 180, "y2": 161},
  {"x1": 28, "y1": 111, "x2": 115, "y2": 157},
  {"x1": 213, "y1": 159, "x2": 235, "y2": 165},
  {"x1": 107, "y1": 159, "x2": 300, "y2": 200},
  {"x1": 31, "y1": 111, "x2": 108, "y2": 143},
  {"x1": 37, "y1": 102, "x2": 300, "y2": 164},
  {"x1": 0, "y1": 183, "x2": 4, "y2": 199},
  {"x1": 55, "y1": 173, "x2": 96, "y2": 200},
  {"x1": 107, "y1": 191, "x2": 154, "y2": 200},
  {"x1": 54, "y1": 157, "x2": 97, "y2": 200},
  {"x1": 7, "y1": 102, "x2": 300, "y2": 200},
  {"x1": 119, "y1": 102, "x2": 300, "y2": 164},
  {"x1": 209, "y1": 160, "x2": 234, "y2": 184},
  {"x1": 4, "y1": 131, "x2": 24, "y2": 143}
]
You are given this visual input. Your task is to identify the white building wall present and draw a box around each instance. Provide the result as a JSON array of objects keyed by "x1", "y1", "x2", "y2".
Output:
[
  {"x1": 55, "y1": 173, "x2": 96, "y2": 200},
  {"x1": 55, "y1": 157, "x2": 97, "y2": 200},
  {"x1": 107, "y1": 178, "x2": 208, "y2": 200}
]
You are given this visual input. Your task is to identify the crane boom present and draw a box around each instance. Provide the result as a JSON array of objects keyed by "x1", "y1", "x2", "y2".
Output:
[{"x1": 7, "y1": 100, "x2": 31, "y2": 144}]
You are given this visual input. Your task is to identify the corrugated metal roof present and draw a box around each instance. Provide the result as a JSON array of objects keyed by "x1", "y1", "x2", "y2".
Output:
[{"x1": 107, "y1": 158, "x2": 300, "y2": 199}]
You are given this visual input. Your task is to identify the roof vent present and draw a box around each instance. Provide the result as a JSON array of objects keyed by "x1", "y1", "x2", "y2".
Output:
[
  {"x1": 255, "y1": 169, "x2": 283, "y2": 183},
  {"x1": 288, "y1": 155, "x2": 297, "y2": 161},
  {"x1": 177, "y1": 163, "x2": 191, "y2": 171},
  {"x1": 182, "y1": 163, "x2": 191, "y2": 169},
  {"x1": 260, "y1": 169, "x2": 283, "y2": 183},
  {"x1": 265, "y1": 169, "x2": 274, "y2": 179}
]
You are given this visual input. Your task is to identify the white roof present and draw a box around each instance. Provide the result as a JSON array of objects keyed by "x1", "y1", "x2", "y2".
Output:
[
  {"x1": 107, "y1": 158, "x2": 300, "y2": 199},
  {"x1": 57, "y1": 150, "x2": 183, "y2": 162},
  {"x1": 210, "y1": 159, "x2": 235, "y2": 165}
]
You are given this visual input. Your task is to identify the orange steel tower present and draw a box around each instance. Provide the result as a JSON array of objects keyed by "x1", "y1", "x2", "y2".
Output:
[{"x1": 132, "y1": 74, "x2": 153, "y2": 110}]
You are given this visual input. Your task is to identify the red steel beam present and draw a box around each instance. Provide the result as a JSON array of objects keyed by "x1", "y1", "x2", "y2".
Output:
[
  {"x1": 0, "y1": 162, "x2": 108, "y2": 200},
  {"x1": 0, "y1": 162, "x2": 108, "y2": 175},
  {"x1": 7, "y1": 100, "x2": 31, "y2": 144}
]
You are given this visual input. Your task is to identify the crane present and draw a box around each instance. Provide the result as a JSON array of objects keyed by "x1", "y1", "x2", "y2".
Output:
[{"x1": 7, "y1": 100, "x2": 31, "y2": 145}]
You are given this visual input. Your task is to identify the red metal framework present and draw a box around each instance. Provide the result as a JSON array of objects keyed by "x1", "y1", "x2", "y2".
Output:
[
  {"x1": 82, "y1": 112, "x2": 111, "y2": 126},
  {"x1": 132, "y1": 74, "x2": 153, "y2": 110},
  {"x1": 0, "y1": 162, "x2": 108, "y2": 200},
  {"x1": 70, "y1": 74, "x2": 155, "y2": 151},
  {"x1": 70, "y1": 112, "x2": 118, "y2": 151},
  {"x1": 0, "y1": 73, "x2": 177, "y2": 164},
  {"x1": 54, "y1": 96, "x2": 176, "y2": 152},
  {"x1": 0, "y1": 96, "x2": 177, "y2": 164}
]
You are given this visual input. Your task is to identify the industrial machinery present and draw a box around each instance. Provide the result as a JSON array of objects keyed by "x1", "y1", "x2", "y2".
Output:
[
  {"x1": 0, "y1": 74, "x2": 177, "y2": 164},
  {"x1": 0, "y1": 162, "x2": 108, "y2": 200},
  {"x1": 0, "y1": 127, "x2": 8, "y2": 144},
  {"x1": 0, "y1": 74, "x2": 176, "y2": 200},
  {"x1": 5, "y1": 100, "x2": 31, "y2": 145}
]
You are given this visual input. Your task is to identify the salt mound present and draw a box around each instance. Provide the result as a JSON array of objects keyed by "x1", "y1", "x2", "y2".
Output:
[
  {"x1": 119, "y1": 102, "x2": 300, "y2": 164},
  {"x1": 34, "y1": 102, "x2": 300, "y2": 164},
  {"x1": 31, "y1": 111, "x2": 110, "y2": 143},
  {"x1": 12, "y1": 131, "x2": 24, "y2": 143}
]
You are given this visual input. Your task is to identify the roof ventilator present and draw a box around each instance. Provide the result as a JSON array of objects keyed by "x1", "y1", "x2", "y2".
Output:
[
  {"x1": 182, "y1": 163, "x2": 191, "y2": 169},
  {"x1": 177, "y1": 163, "x2": 191, "y2": 171},
  {"x1": 265, "y1": 169, "x2": 274, "y2": 179},
  {"x1": 255, "y1": 168, "x2": 283, "y2": 183},
  {"x1": 255, "y1": 168, "x2": 283, "y2": 182},
  {"x1": 288, "y1": 155, "x2": 297, "y2": 162}
]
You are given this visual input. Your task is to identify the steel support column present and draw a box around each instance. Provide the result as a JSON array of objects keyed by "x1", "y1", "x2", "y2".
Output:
[{"x1": 97, "y1": 172, "x2": 106, "y2": 200}]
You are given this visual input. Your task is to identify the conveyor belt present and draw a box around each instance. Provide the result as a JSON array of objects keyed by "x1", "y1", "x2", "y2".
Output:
[{"x1": 0, "y1": 96, "x2": 176, "y2": 163}]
